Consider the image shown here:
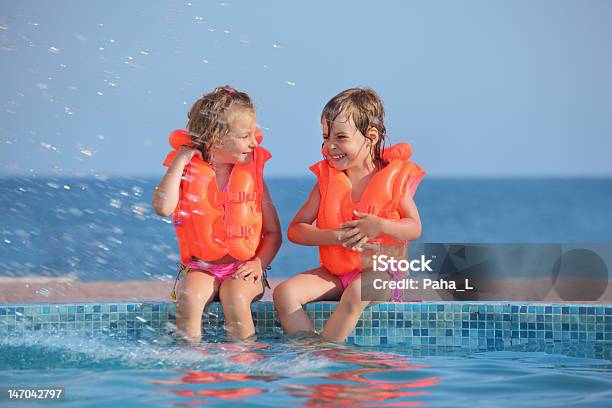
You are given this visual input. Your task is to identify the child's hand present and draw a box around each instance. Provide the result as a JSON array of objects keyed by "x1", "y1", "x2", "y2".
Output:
[
  {"x1": 233, "y1": 257, "x2": 263, "y2": 284},
  {"x1": 339, "y1": 211, "x2": 385, "y2": 252}
]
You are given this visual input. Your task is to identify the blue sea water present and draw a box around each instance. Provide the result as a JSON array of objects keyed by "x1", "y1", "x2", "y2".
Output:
[{"x1": 0, "y1": 177, "x2": 611, "y2": 281}]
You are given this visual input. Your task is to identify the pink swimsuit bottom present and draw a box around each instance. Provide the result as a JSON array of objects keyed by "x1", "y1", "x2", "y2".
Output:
[
  {"x1": 187, "y1": 258, "x2": 271, "y2": 290},
  {"x1": 338, "y1": 266, "x2": 405, "y2": 302},
  {"x1": 187, "y1": 258, "x2": 245, "y2": 284}
]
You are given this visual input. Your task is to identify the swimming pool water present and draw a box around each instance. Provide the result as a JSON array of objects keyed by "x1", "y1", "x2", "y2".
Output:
[
  {"x1": 1, "y1": 333, "x2": 611, "y2": 407},
  {"x1": 1, "y1": 301, "x2": 611, "y2": 407}
]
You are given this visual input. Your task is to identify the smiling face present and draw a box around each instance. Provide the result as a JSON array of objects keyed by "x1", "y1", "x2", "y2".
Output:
[
  {"x1": 321, "y1": 114, "x2": 377, "y2": 171},
  {"x1": 210, "y1": 108, "x2": 257, "y2": 165}
]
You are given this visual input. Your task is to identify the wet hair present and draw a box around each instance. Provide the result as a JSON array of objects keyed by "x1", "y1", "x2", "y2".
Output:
[
  {"x1": 186, "y1": 85, "x2": 254, "y2": 161},
  {"x1": 321, "y1": 87, "x2": 387, "y2": 163}
]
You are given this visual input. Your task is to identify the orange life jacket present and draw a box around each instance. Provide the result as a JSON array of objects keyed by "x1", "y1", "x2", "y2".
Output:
[
  {"x1": 310, "y1": 143, "x2": 425, "y2": 276},
  {"x1": 163, "y1": 129, "x2": 270, "y2": 262}
]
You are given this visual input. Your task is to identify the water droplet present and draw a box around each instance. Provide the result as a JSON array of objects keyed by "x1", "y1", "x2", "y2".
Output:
[
  {"x1": 95, "y1": 173, "x2": 109, "y2": 181},
  {"x1": 194, "y1": 16, "x2": 205, "y2": 22},
  {"x1": 108, "y1": 236, "x2": 122, "y2": 245},
  {"x1": 139, "y1": 50, "x2": 149, "y2": 55},
  {"x1": 110, "y1": 199, "x2": 121, "y2": 209},
  {"x1": 132, "y1": 186, "x2": 144, "y2": 197},
  {"x1": 109, "y1": 39, "x2": 115, "y2": 43},
  {"x1": 0, "y1": 23, "x2": 8, "y2": 30},
  {"x1": 96, "y1": 91, "x2": 103, "y2": 96},
  {"x1": 63, "y1": 184, "x2": 70, "y2": 190},
  {"x1": 285, "y1": 81, "x2": 296, "y2": 86},
  {"x1": 95, "y1": 257, "x2": 108, "y2": 265},
  {"x1": 78, "y1": 145, "x2": 94, "y2": 156},
  {"x1": 47, "y1": 182, "x2": 60, "y2": 189},
  {"x1": 68, "y1": 208, "x2": 83, "y2": 216},
  {"x1": 272, "y1": 43, "x2": 287, "y2": 49},
  {"x1": 202, "y1": 59, "x2": 209, "y2": 64},
  {"x1": 40, "y1": 142, "x2": 57, "y2": 152},
  {"x1": 49, "y1": 46, "x2": 60, "y2": 54},
  {"x1": 64, "y1": 107, "x2": 74, "y2": 115},
  {"x1": 131, "y1": 203, "x2": 149, "y2": 218},
  {"x1": 3, "y1": 239, "x2": 11, "y2": 244},
  {"x1": 99, "y1": 47, "x2": 104, "y2": 51},
  {"x1": 36, "y1": 287, "x2": 51, "y2": 297}
]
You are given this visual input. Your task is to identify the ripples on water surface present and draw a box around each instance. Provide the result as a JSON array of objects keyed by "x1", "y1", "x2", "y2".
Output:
[{"x1": 1, "y1": 331, "x2": 611, "y2": 407}]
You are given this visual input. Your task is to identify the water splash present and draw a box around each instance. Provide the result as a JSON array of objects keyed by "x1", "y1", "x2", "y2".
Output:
[{"x1": 78, "y1": 145, "x2": 94, "y2": 157}]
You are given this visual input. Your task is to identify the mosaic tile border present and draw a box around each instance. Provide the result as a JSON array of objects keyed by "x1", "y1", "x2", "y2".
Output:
[{"x1": 1, "y1": 302, "x2": 611, "y2": 347}]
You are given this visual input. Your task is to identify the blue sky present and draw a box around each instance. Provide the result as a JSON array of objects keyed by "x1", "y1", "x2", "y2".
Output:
[{"x1": 1, "y1": 0, "x2": 611, "y2": 177}]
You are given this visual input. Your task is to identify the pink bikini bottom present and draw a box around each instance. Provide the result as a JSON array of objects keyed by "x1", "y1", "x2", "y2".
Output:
[
  {"x1": 187, "y1": 259, "x2": 245, "y2": 284},
  {"x1": 171, "y1": 258, "x2": 270, "y2": 301}
]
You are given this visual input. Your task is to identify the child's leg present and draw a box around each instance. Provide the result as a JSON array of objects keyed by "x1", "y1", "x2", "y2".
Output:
[
  {"x1": 176, "y1": 271, "x2": 219, "y2": 342},
  {"x1": 218, "y1": 277, "x2": 265, "y2": 340},
  {"x1": 322, "y1": 269, "x2": 392, "y2": 342},
  {"x1": 273, "y1": 267, "x2": 343, "y2": 334},
  {"x1": 321, "y1": 273, "x2": 369, "y2": 342}
]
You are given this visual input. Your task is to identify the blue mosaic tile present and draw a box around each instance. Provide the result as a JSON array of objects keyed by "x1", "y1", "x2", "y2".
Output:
[{"x1": 1, "y1": 301, "x2": 612, "y2": 346}]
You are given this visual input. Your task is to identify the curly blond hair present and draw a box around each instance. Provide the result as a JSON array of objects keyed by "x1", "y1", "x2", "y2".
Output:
[{"x1": 186, "y1": 85, "x2": 254, "y2": 161}]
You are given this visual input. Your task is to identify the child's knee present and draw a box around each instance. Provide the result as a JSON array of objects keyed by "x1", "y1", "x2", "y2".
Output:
[
  {"x1": 177, "y1": 289, "x2": 206, "y2": 311},
  {"x1": 219, "y1": 289, "x2": 250, "y2": 312},
  {"x1": 273, "y1": 281, "x2": 299, "y2": 307}
]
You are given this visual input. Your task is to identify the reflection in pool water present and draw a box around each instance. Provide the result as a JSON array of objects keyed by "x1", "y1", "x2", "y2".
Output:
[{"x1": 1, "y1": 330, "x2": 611, "y2": 407}]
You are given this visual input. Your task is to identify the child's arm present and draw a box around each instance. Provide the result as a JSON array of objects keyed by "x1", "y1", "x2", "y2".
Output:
[
  {"x1": 152, "y1": 147, "x2": 200, "y2": 217},
  {"x1": 254, "y1": 182, "x2": 282, "y2": 269},
  {"x1": 234, "y1": 182, "x2": 282, "y2": 281},
  {"x1": 340, "y1": 190, "x2": 422, "y2": 249},
  {"x1": 287, "y1": 184, "x2": 343, "y2": 246}
]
